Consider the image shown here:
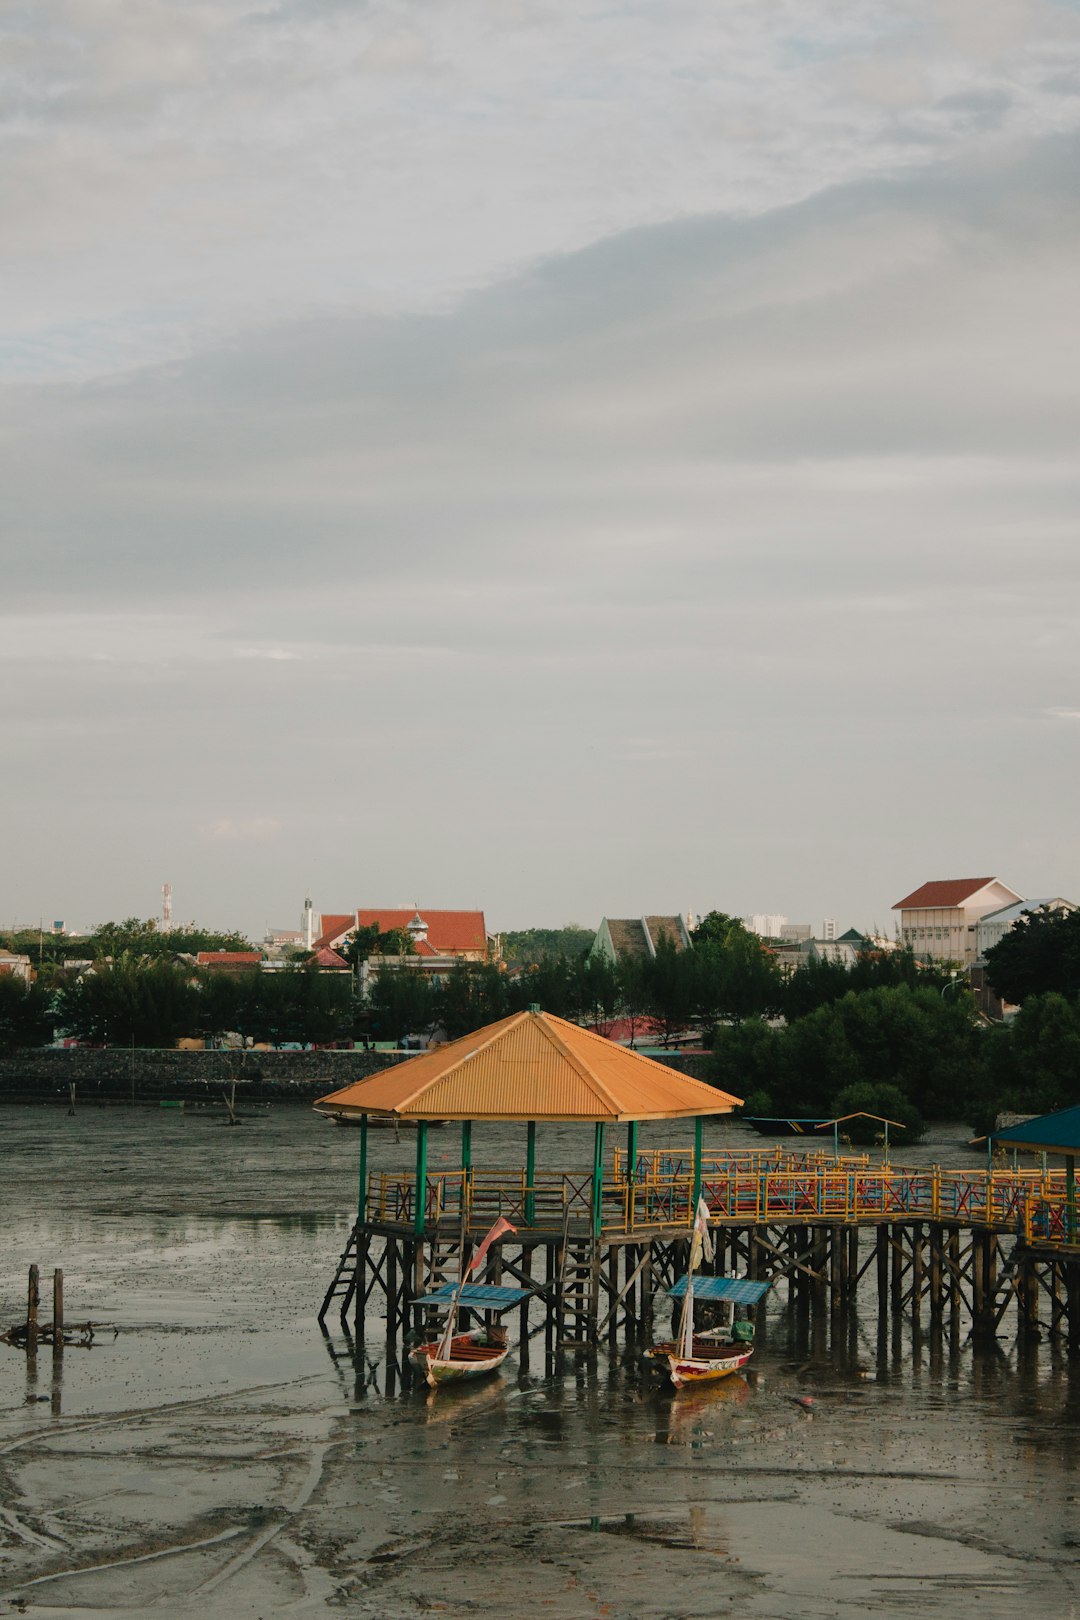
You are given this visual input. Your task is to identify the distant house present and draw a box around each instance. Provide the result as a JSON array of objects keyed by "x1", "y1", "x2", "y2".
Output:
[
  {"x1": 0, "y1": 949, "x2": 32, "y2": 983},
  {"x1": 892, "y1": 878, "x2": 1023, "y2": 964},
  {"x1": 589, "y1": 915, "x2": 693, "y2": 964},
  {"x1": 314, "y1": 908, "x2": 489, "y2": 962},
  {"x1": 975, "y1": 898, "x2": 1077, "y2": 961},
  {"x1": 800, "y1": 928, "x2": 870, "y2": 968},
  {"x1": 196, "y1": 951, "x2": 263, "y2": 973}
]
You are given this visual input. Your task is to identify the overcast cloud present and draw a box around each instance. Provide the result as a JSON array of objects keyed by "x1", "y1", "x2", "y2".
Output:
[{"x1": 2, "y1": 1, "x2": 1080, "y2": 937}]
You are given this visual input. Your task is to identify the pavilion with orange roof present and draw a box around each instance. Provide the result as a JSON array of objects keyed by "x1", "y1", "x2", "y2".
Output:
[{"x1": 315, "y1": 1006, "x2": 741, "y2": 1345}]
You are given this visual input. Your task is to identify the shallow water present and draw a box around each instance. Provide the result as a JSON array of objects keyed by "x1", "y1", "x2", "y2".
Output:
[{"x1": 1, "y1": 1106, "x2": 1078, "y2": 1618}]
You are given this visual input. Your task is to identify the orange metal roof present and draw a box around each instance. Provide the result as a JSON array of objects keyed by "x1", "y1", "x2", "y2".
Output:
[{"x1": 315, "y1": 1009, "x2": 742, "y2": 1122}]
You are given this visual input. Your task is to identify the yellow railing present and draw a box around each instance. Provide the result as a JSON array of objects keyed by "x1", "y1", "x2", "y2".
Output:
[
  {"x1": 611, "y1": 1145, "x2": 870, "y2": 1180},
  {"x1": 366, "y1": 1164, "x2": 1078, "y2": 1246}
]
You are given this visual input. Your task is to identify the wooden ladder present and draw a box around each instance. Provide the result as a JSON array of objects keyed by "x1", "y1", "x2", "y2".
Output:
[
  {"x1": 318, "y1": 1223, "x2": 362, "y2": 1326},
  {"x1": 556, "y1": 1207, "x2": 600, "y2": 1348}
]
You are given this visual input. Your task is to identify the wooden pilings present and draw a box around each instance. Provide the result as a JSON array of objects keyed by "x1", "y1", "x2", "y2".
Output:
[{"x1": 322, "y1": 1216, "x2": 1080, "y2": 1361}]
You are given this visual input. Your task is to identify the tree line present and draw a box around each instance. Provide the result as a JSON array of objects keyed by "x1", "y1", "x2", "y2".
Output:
[{"x1": 2, "y1": 904, "x2": 1077, "y2": 1139}]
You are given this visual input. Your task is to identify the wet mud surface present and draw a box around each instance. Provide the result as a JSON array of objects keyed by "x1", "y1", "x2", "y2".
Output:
[{"x1": 2, "y1": 1108, "x2": 1080, "y2": 1618}]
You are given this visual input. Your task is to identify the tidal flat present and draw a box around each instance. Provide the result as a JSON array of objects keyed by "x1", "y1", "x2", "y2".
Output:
[{"x1": 2, "y1": 1105, "x2": 1079, "y2": 1619}]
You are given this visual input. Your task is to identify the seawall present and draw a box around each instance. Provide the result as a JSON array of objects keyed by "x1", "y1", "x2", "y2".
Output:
[{"x1": 0, "y1": 1045, "x2": 712, "y2": 1104}]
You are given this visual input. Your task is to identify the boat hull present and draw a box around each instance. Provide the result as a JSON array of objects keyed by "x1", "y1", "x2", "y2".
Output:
[
  {"x1": 645, "y1": 1339, "x2": 753, "y2": 1389},
  {"x1": 409, "y1": 1327, "x2": 509, "y2": 1390}
]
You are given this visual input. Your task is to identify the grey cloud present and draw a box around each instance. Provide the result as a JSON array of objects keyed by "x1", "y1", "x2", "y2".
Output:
[{"x1": 3, "y1": 127, "x2": 1079, "y2": 929}]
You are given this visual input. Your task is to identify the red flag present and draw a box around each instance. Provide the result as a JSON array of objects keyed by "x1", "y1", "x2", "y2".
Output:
[{"x1": 466, "y1": 1216, "x2": 517, "y2": 1276}]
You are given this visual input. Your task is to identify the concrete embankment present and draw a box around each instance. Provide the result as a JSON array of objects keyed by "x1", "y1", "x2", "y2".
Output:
[
  {"x1": 0, "y1": 1046, "x2": 407, "y2": 1105},
  {"x1": 0, "y1": 1044, "x2": 712, "y2": 1104}
]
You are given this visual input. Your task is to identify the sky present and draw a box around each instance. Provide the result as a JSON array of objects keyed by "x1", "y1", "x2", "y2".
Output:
[{"x1": 3, "y1": 0, "x2": 1080, "y2": 940}]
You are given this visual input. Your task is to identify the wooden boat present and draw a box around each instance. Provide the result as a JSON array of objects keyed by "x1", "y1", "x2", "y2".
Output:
[
  {"x1": 410, "y1": 1217, "x2": 525, "y2": 1391},
  {"x1": 645, "y1": 1198, "x2": 770, "y2": 1389},
  {"x1": 409, "y1": 1323, "x2": 509, "y2": 1388},
  {"x1": 646, "y1": 1326, "x2": 753, "y2": 1389},
  {"x1": 743, "y1": 1115, "x2": 830, "y2": 1137}
]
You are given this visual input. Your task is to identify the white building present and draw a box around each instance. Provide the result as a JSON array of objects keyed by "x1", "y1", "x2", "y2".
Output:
[
  {"x1": 893, "y1": 877, "x2": 1023, "y2": 964},
  {"x1": 743, "y1": 914, "x2": 787, "y2": 939},
  {"x1": 976, "y1": 898, "x2": 1076, "y2": 960}
]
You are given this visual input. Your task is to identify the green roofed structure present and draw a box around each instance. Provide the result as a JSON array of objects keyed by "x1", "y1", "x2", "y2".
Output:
[
  {"x1": 992, "y1": 1105, "x2": 1080, "y2": 1157},
  {"x1": 993, "y1": 1105, "x2": 1080, "y2": 1242}
]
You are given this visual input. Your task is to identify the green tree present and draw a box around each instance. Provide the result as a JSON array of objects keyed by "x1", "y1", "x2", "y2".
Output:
[
  {"x1": 642, "y1": 933, "x2": 696, "y2": 1047},
  {"x1": 366, "y1": 968, "x2": 436, "y2": 1046},
  {"x1": 984, "y1": 906, "x2": 1080, "y2": 1005},
  {"x1": 0, "y1": 976, "x2": 55, "y2": 1053},
  {"x1": 980, "y1": 993, "x2": 1080, "y2": 1122},
  {"x1": 828, "y1": 1081, "x2": 925, "y2": 1145},
  {"x1": 55, "y1": 956, "x2": 200, "y2": 1046},
  {"x1": 574, "y1": 953, "x2": 621, "y2": 1032},
  {"x1": 501, "y1": 926, "x2": 594, "y2": 967},
  {"x1": 690, "y1": 911, "x2": 750, "y2": 948}
]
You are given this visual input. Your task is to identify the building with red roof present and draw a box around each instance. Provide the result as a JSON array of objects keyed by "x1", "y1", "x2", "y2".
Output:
[
  {"x1": 892, "y1": 878, "x2": 1022, "y2": 964},
  {"x1": 313, "y1": 907, "x2": 489, "y2": 963},
  {"x1": 196, "y1": 950, "x2": 264, "y2": 972}
]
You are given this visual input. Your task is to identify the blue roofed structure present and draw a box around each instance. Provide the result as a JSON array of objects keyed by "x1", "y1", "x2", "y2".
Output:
[{"x1": 992, "y1": 1106, "x2": 1080, "y2": 1156}]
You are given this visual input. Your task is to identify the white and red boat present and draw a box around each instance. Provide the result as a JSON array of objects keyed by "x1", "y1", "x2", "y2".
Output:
[
  {"x1": 410, "y1": 1217, "x2": 526, "y2": 1391},
  {"x1": 645, "y1": 1199, "x2": 770, "y2": 1389}
]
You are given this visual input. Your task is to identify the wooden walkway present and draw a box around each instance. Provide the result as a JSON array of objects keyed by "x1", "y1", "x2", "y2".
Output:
[
  {"x1": 365, "y1": 1162, "x2": 1079, "y2": 1251},
  {"x1": 321, "y1": 1155, "x2": 1080, "y2": 1364}
]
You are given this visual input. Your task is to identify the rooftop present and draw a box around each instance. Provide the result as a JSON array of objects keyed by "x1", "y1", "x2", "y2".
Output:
[{"x1": 315, "y1": 1008, "x2": 741, "y2": 1123}]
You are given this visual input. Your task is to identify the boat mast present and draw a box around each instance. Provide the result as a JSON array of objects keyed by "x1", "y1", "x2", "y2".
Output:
[{"x1": 436, "y1": 1200, "x2": 470, "y2": 1360}]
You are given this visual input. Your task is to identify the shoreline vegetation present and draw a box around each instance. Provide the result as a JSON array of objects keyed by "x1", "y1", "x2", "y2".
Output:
[{"x1": 2, "y1": 908, "x2": 1078, "y2": 1136}]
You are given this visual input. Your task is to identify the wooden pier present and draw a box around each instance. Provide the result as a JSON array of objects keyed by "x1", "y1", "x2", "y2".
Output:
[{"x1": 320, "y1": 1155, "x2": 1080, "y2": 1358}]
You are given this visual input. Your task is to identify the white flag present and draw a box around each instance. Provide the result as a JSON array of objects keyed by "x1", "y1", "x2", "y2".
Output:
[{"x1": 694, "y1": 1196, "x2": 714, "y2": 1265}]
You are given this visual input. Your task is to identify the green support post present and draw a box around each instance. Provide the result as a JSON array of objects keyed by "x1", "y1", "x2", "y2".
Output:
[
  {"x1": 626, "y1": 1120, "x2": 638, "y2": 1181},
  {"x1": 357, "y1": 1113, "x2": 368, "y2": 1226},
  {"x1": 592, "y1": 1122, "x2": 606, "y2": 1238},
  {"x1": 526, "y1": 1121, "x2": 536, "y2": 1226},
  {"x1": 414, "y1": 1120, "x2": 428, "y2": 1237},
  {"x1": 461, "y1": 1120, "x2": 473, "y2": 1227},
  {"x1": 1067, "y1": 1155, "x2": 1077, "y2": 1245},
  {"x1": 692, "y1": 1115, "x2": 703, "y2": 1213}
]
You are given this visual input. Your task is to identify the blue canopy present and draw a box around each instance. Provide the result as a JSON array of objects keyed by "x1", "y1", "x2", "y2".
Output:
[
  {"x1": 992, "y1": 1105, "x2": 1080, "y2": 1156},
  {"x1": 418, "y1": 1283, "x2": 530, "y2": 1310},
  {"x1": 667, "y1": 1276, "x2": 771, "y2": 1305}
]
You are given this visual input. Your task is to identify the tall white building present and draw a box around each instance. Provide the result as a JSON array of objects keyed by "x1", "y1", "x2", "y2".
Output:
[{"x1": 743, "y1": 914, "x2": 787, "y2": 939}]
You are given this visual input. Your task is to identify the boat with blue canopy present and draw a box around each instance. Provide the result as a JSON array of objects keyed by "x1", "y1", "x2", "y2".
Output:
[{"x1": 645, "y1": 1200, "x2": 771, "y2": 1388}]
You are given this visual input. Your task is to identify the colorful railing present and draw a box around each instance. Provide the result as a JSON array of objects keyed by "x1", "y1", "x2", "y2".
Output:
[{"x1": 366, "y1": 1165, "x2": 1078, "y2": 1248}]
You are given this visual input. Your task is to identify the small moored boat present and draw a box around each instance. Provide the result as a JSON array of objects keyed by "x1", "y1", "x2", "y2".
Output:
[
  {"x1": 409, "y1": 1321, "x2": 511, "y2": 1387},
  {"x1": 410, "y1": 1218, "x2": 525, "y2": 1390},
  {"x1": 645, "y1": 1199, "x2": 771, "y2": 1389}
]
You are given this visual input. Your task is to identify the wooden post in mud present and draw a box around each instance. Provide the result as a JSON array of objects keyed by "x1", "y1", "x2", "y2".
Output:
[
  {"x1": 890, "y1": 1224, "x2": 903, "y2": 1312},
  {"x1": 928, "y1": 1226, "x2": 943, "y2": 1322},
  {"x1": 910, "y1": 1223, "x2": 924, "y2": 1325},
  {"x1": 68, "y1": 1083, "x2": 76, "y2": 1115},
  {"x1": 26, "y1": 1265, "x2": 40, "y2": 1351},
  {"x1": 829, "y1": 1226, "x2": 842, "y2": 1325},
  {"x1": 52, "y1": 1270, "x2": 63, "y2": 1357},
  {"x1": 876, "y1": 1225, "x2": 888, "y2": 1316},
  {"x1": 972, "y1": 1230, "x2": 988, "y2": 1329},
  {"x1": 1066, "y1": 1262, "x2": 1080, "y2": 1351},
  {"x1": 1017, "y1": 1256, "x2": 1039, "y2": 1340},
  {"x1": 385, "y1": 1238, "x2": 399, "y2": 1346}
]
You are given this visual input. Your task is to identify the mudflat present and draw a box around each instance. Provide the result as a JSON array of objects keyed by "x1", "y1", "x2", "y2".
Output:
[{"x1": 2, "y1": 1106, "x2": 1078, "y2": 1618}]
